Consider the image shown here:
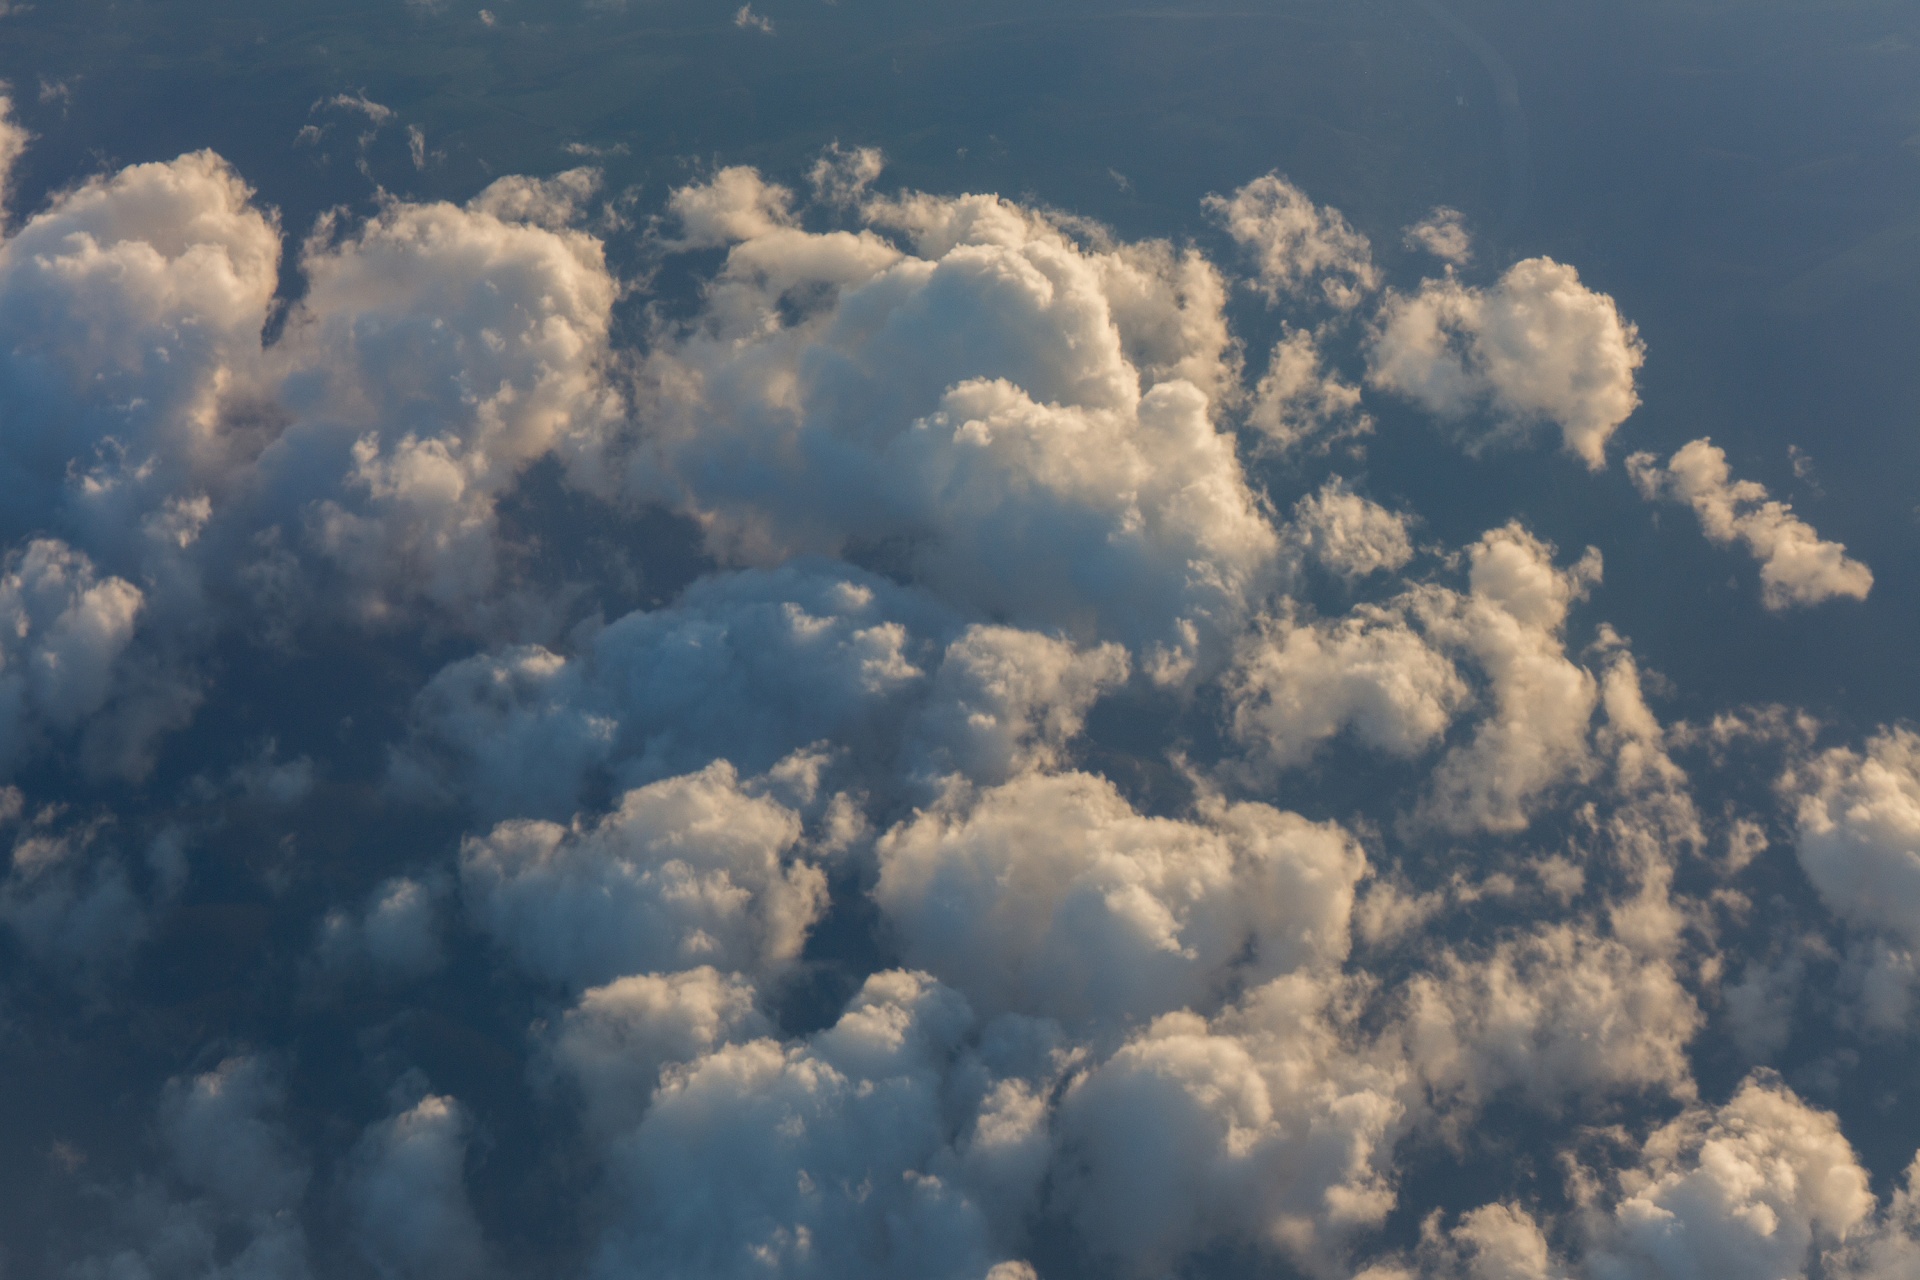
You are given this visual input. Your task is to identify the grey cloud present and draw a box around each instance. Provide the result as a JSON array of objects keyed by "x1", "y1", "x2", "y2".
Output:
[{"x1": 344, "y1": 1094, "x2": 490, "y2": 1280}]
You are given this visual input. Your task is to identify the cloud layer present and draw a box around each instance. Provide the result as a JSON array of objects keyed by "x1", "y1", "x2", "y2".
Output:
[{"x1": 0, "y1": 122, "x2": 1909, "y2": 1280}]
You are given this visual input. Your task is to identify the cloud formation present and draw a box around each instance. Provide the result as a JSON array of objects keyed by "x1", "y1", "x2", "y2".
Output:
[
  {"x1": 1628, "y1": 438, "x2": 1872, "y2": 609},
  {"x1": 1368, "y1": 258, "x2": 1645, "y2": 469},
  {"x1": 0, "y1": 122, "x2": 1907, "y2": 1280}
]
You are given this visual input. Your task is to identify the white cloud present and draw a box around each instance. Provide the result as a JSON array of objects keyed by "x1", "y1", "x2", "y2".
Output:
[
  {"x1": 808, "y1": 142, "x2": 885, "y2": 208},
  {"x1": 1399, "y1": 922, "x2": 1701, "y2": 1112},
  {"x1": 1225, "y1": 522, "x2": 1599, "y2": 824},
  {"x1": 909, "y1": 625, "x2": 1128, "y2": 785},
  {"x1": 397, "y1": 562, "x2": 948, "y2": 819},
  {"x1": 1245, "y1": 327, "x2": 1372, "y2": 452},
  {"x1": 344, "y1": 1095, "x2": 490, "y2": 1280},
  {"x1": 461, "y1": 756, "x2": 828, "y2": 990},
  {"x1": 1226, "y1": 601, "x2": 1466, "y2": 771},
  {"x1": 1414, "y1": 524, "x2": 1602, "y2": 833},
  {"x1": 1055, "y1": 976, "x2": 1404, "y2": 1275},
  {"x1": 625, "y1": 170, "x2": 1277, "y2": 673},
  {"x1": 874, "y1": 771, "x2": 1367, "y2": 1029},
  {"x1": 266, "y1": 183, "x2": 623, "y2": 622},
  {"x1": 1204, "y1": 173, "x2": 1381, "y2": 309},
  {"x1": 1404, "y1": 208, "x2": 1473, "y2": 266},
  {"x1": 466, "y1": 166, "x2": 602, "y2": 230},
  {"x1": 0, "y1": 94, "x2": 29, "y2": 220},
  {"x1": 1367, "y1": 258, "x2": 1645, "y2": 470},
  {"x1": 547, "y1": 966, "x2": 769, "y2": 1134},
  {"x1": 593, "y1": 969, "x2": 1034, "y2": 1280},
  {"x1": 0, "y1": 150, "x2": 280, "y2": 550},
  {"x1": 1628, "y1": 438, "x2": 1872, "y2": 609},
  {"x1": 1584, "y1": 1075, "x2": 1874, "y2": 1280},
  {"x1": 1786, "y1": 729, "x2": 1920, "y2": 948},
  {"x1": 1286, "y1": 478, "x2": 1415, "y2": 579}
]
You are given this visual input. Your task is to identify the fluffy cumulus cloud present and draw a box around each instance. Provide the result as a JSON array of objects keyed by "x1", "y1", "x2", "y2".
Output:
[
  {"x1": 874, "y1": 773, "x2": 1368, "y2": 1028},
  {"x1": 1226, "y1": 522, "x2": 1600, "y2": 828},
  {"x1": 620, "y1": 167, "x2": 1275, "y2": 676},
  {"x1": 461, "y1": 755, "x2": 829, "y2": 990},
  {"x1": 263, "y1": 174, "x2": 622, "y2": 621},
  {"x1": 1283, "y1": 478, "x2": 1415, "y2": 581},
  {"x1": 1056, "y1": 977, "x2": 1404, "y2": 1276},
  {"x1": 1584, "y1": 1075, "x2": 1874, "y2": 1280},
  {"x1": 1226, "y1": 600, "x2": 1467, "y2": 771},
  {"x1": 1400, "y1": 922, "x2": 1701, "y2": 1112},
  {"x1": 0, "y1": 136, "x2": 624, "y2": 639},
  {"x1": 396, "y1": 561, "x2": 950, "y2": 819},
  {"x1": 0, "y1": 148, "x2": 281, "y2": 552},
  {"x1": 591, "y1": 969, "x2": 1032, "y2": 1280},
  {"x1": 71, "y1": 1056, "x2": 314, "y2": 1280},
  {"x1": 2, "y1": 114, "x2": 1911, "y2": 1280},
  {"x1": 1628, "y1": 438, "x2": 1872, "y2": 610},
  {"x1": 1244, "y1": 326, "x2": 1372, "y2": 452},
  {"x1": 1781, "y1": 730, "x2": 1920, "y2": 1029},
  {"x1": 1367, "y1": 258, "x2": 1645, "y2": 470},
  {"x1": 1205, "y1": 173, "x2": 1381, "y2": 309},
  {"x1": 1404, "y1": 207, "x2": 1473, "y2": 266}
]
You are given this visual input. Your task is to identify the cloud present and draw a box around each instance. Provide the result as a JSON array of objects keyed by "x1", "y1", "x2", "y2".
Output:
[
  {"x1": 461, "y1": 756, "x2": 829, "y2": 990},
  {"x1": 344, "y1": 1095, "x2": 490, "y2": 1280},
  {"x1": 314, "y1": 875, "x2": 446, "y2": 981},
  {"x1": 1204, "y1": 173, "x2": 1381, "y2": 309},
  {"x1": 1399, "y1": 922, "x2": 1701, "y2": 1112},
  {"x1": 1414, "y1": 524, "x2": 1603, "y2": 833},
  {"x1": 467, "y1": 167, "x2": 603, "y2": 231},
  {"x1": 1367, "y1": 258, "x2": 1645, "y2": 470},
  {"x1": 1404, "y1": 207, "x2": 1473, "y2": 266},
  {"x1": 5, "y1": 126, "x2": 1914, "y2": 1280},
  {"x1": 808, "y1": 142, "x2": 885, "y2": 207},
  {"x1": 1782, "y1": 729, "x2": 1920, "y2": 1028},
  {"x1": 1584, "y1": 1074, "x2": 1873, "y2": 1280},
  {"x1": 0, "y1": 799, "x2": 149, "y2": 977},
  {"x1": 1245, "y1": 326, "x2": 1372, "y2": 452},
  {"x1": 0, "y1": 94, "x2": 29, "y2": 219},
  {"x1": 733, "y1": 4, "x2": 774, "y2": 35},
  {"x1": 1225, "y1": 600, "x2": 1468, "y2": 771},
  {"x1": 873, "y1": 771, "x2": 1367, "y2": 1029},
  {"x1": 397, "y1": 561, "x2": 950, "y2": 819},
  {"x1": 1286, "y1": 478, "x2": 1415, "y2": 580},
  {"x1": 0, "y1": 150, "x2": 280, "y2": 552},
  {"x1": 592, "y1": 969, "x2": 1036, "y2": 1280},
  {"x1": 1055, "y1": 976, "x2": 1404, "y2": 1275},
  {"x1": 1225, "y1": 522, "x2": 1599, "y2": 826},
  {"x1": 546, "y1": 966, "x2": 769, "y2": 1133},
  {"x1": 909, "y1": 625, "x2": 1129, "y2": 785},
  {"x1": 0, "y1": 538, "x2": 143, "y2": 767},
  {"x1": 65, "y1": 1055, "x2": 317, "y2": 1280},
  {"x1": 1628, "y1": 438, "x2": 1872, "y2": 609},
  {"x1": 265, "y1": 182, "x2": 623, "y2": 622},
  {"x1": 624, "y1": 168, "x2": 1276, "y2": 674}
]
